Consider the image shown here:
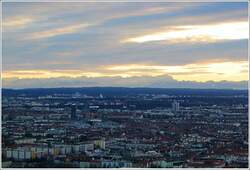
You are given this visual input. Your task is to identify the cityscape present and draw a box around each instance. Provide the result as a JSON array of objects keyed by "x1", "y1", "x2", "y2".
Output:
[
  {"x1": 2, "y1": 2, "x2": 249, "y2": 168},
  {"x1": 2, "y1": 88, "x2": 248, "y2": 168}
]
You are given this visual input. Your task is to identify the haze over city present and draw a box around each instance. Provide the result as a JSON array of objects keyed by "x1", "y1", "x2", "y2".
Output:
[
  {"x1": 3, "y1": 2, "x2": 248, "y2": 89},
  {"x1": 2, "y1": 2, "x2": 249, "y2": 168}
]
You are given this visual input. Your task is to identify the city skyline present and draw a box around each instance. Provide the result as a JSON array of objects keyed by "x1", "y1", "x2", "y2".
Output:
[
  {"x1": 2, "y1": 2, "x2": 249, "y2": 168},
  {"x1": 3, "y1": 2, "x2": 248, "y2": 89}
]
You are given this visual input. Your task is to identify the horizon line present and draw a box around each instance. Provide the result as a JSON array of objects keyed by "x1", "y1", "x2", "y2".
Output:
[{"x1": 2, "y1": 86, "x2": 248, "y2": 91}]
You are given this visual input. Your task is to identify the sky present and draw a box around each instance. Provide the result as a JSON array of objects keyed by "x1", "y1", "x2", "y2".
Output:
[{"x1": 2, "y1": 2, "x2": 249, "y2": 89}]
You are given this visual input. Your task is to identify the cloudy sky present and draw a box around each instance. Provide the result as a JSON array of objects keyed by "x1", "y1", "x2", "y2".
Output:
[{"x1": 2, "y1": 2, "x2": 249, "y2": 89}]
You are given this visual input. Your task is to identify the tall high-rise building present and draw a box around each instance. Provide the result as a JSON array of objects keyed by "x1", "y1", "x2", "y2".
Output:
[
  {"x1": 71, "y1": 104, "x2": 77, "y2": 120},
  {"x1": 99, "y1": 93, "x2": 104, "y2": 98},
  {"x1": 172, "y1": 100, "x2": 180, "y2": 113}
]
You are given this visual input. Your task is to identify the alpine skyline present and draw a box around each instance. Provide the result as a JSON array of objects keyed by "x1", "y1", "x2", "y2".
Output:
[{"x1": 3, "y1": 2, "x2": 248, "y2": 89}]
